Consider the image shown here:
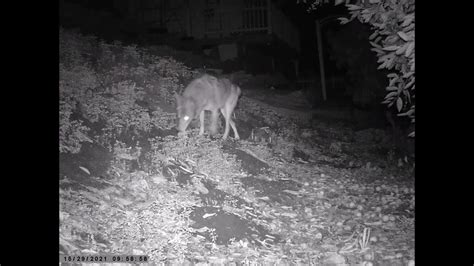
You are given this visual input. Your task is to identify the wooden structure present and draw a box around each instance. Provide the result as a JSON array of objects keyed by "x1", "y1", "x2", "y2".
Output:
[
  {"x1": 314, "y1": 15, "x2": 342, "y2": 101},
  {"x1": 113, "y1": 0, "x2": 300, "y2": 53}
]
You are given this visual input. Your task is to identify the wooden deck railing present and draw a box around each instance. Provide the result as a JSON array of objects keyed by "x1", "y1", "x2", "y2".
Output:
[{"x1": 203, "y1": 0, "x2": 300, "y2": 52}]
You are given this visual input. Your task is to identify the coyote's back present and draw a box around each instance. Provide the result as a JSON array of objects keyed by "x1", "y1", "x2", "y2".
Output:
[{"x1": 175, "y1": 74, "x2": 241, "y2": 139}]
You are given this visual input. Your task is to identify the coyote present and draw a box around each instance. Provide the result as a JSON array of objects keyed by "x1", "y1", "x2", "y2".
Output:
[{"x1": 175, "y1": 74, "x2": 241, "y2": 139}]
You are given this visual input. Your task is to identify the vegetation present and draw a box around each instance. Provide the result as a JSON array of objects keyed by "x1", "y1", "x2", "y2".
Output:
[
  {"x1": 59, "y1": 28, "x2": 196, "y2": 153},
  {"x1": 60, "y1": 27, "x2": 414, "y2": 264}
]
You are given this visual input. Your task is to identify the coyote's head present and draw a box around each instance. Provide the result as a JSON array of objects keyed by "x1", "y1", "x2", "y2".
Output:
[{"x1": 175, "y1": 93, "x2": 196, "y2": 133}]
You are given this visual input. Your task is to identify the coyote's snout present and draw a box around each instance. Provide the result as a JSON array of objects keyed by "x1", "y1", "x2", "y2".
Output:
[{"x1": 175, "y1": 74, "x2": 241, "y2": 139}]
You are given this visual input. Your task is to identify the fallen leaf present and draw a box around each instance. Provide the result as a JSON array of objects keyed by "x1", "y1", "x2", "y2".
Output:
[{"x1": 79, "y1": 166, "x2": 90, "y2": 175}]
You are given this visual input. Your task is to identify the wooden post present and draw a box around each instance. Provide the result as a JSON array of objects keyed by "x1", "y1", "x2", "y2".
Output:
[
  {"x1": 293, "y1": 59, "x2": 299, "y2": 78},
  {"x1": 185, "y1": 0, "x2": 192, "y2": 37},
  {"x1": 267, "y1": 0, "x2": 272, "y2": 34},
  {"x1": 315, "y1": 20, "x2": 327, "y2": 101}
]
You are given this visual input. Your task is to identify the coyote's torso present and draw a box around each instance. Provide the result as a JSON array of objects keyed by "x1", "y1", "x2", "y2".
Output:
[{"x1": 175, "y1": 74, "x2": 241, "y2": 139}]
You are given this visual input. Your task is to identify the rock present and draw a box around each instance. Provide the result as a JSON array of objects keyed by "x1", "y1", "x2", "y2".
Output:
[{"x1": 323, "y1": 252, "x2": 347, "y2": 265}]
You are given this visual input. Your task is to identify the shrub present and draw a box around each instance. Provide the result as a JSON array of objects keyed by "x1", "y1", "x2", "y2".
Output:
[{"x1": 59, "y1": 28, "x2": 195, "y2": 153}]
